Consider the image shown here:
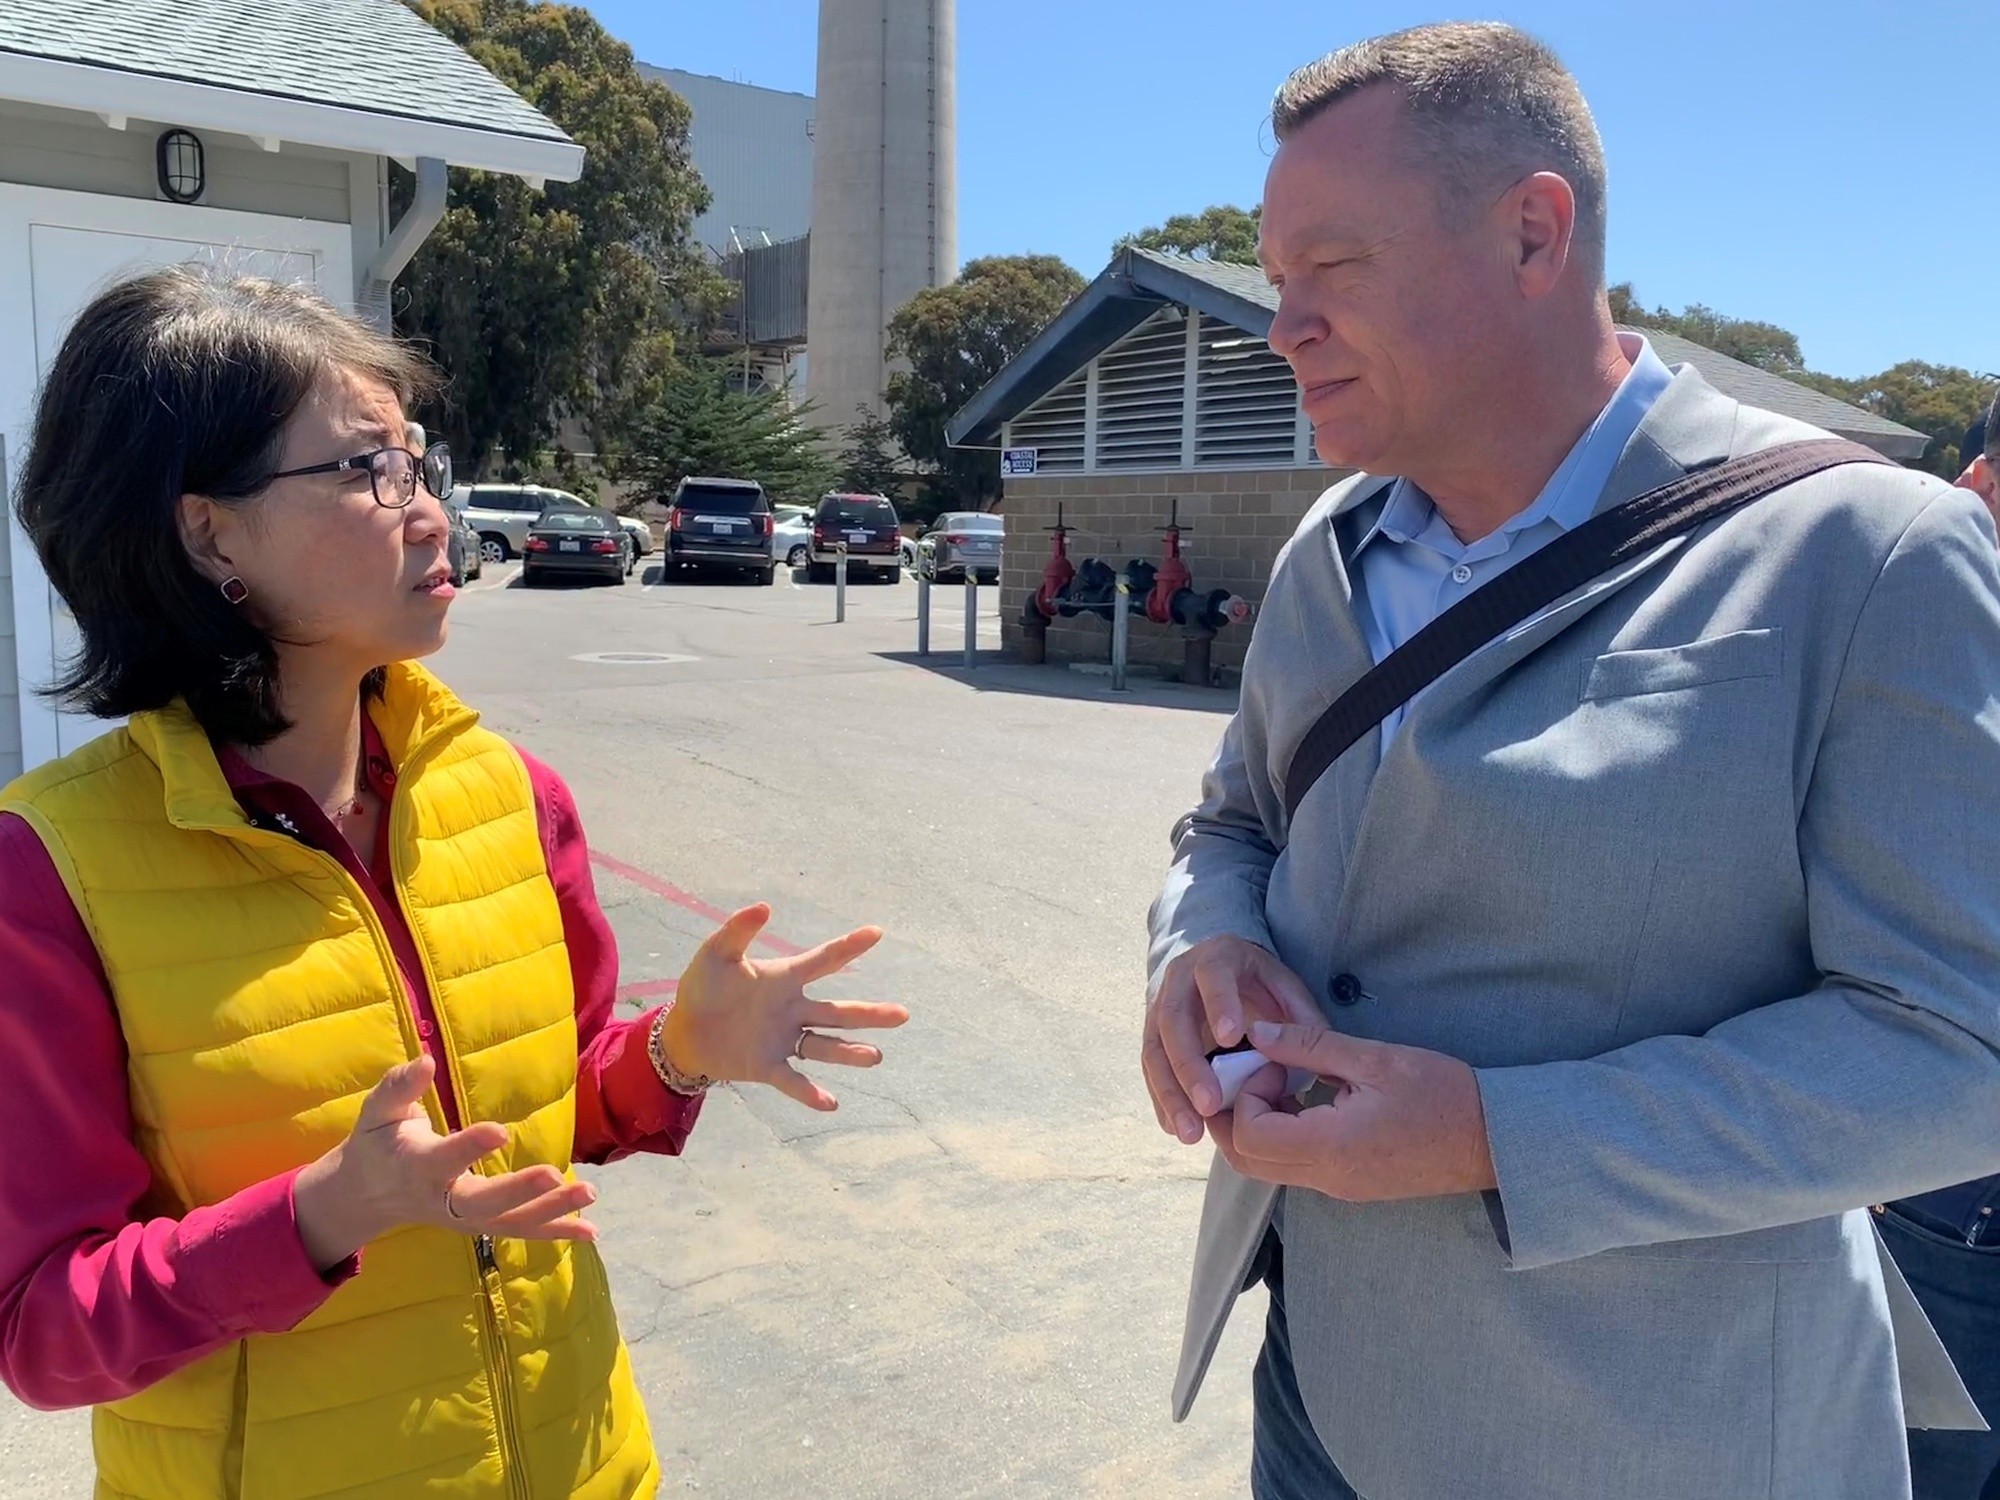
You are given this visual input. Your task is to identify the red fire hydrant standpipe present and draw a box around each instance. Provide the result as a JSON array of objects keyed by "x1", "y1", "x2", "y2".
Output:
[
  {"x1": 1018, "y1": 504, "x2": 1077, "y2": 664},
  {"x1": 1033, "y1": 503, "x2": 1077, "y2": 622},
  {"x1": 1144, "y1": 499, "x2": 1194, "y2": 626}
]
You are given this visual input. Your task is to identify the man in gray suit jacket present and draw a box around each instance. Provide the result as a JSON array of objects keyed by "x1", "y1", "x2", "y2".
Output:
[{"x1": 1142, "y1": 23, "x2": 2000, "y2": 1500}]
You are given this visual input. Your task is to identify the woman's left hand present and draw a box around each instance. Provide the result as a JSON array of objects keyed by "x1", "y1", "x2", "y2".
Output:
[{"x1": 659, "y1": 905, "x2": 908, "y2": 1112}]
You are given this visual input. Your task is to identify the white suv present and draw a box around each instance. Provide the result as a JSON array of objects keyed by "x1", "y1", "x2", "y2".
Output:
[{"x1": 459, "y1": 484, "x2": 651, "y2": 565}]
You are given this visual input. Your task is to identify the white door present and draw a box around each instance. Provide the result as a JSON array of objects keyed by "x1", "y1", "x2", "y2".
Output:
[{"x1": 0, "y1": 185, "x2": 354, "y2": 766}]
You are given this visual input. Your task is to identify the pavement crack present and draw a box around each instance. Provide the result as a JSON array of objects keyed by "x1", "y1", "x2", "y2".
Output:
[
  {"x1": 667, "y1": 744, "x2": 777, "y2": 795},
  {"x1": 824, "y1": 1084, "x2": 953, "y2": 1158},
  {"x1": 979, "y1": 879, "x2": 1072, "y2": 916},
  {"x1": 621, "y1": 1259, "x2": 783, "y2": 1345}
]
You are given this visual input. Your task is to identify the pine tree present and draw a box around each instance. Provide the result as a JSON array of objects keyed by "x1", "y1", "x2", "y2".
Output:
[
  {"x1": 624, "y1": 362, "x2": 835, "y2": 505},
  {"x1": 836, "y1": 407, "x2": 902, "y2": 495}
]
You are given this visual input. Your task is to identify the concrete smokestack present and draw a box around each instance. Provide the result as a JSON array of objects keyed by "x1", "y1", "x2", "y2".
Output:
[{"x1": 807, "y1": 0, "x2": 957, "y2": 434}]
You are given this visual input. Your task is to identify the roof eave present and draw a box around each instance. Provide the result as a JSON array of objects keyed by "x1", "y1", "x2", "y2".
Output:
[
  {"x1": 1123, "y1": 248, "x2": 1278, "y2": 337},
  {"x1": 946, "y1": 249, "x2": 1283, "y2": 448},
  {"x1": 0, "y1": 50, "x2": 584, "y2": 182},
  {"x1": 946, "y1": 253, "x2": 1161, "y2": 448},
  {"x1": 1845, "y1": 428, "x2": 1929, "y2": 461}
]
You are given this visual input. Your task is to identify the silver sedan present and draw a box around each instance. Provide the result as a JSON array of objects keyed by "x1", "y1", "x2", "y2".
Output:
[
  {"x1": 774, "y1": 504, "x2": 814, "y2": 570},
  {"x1": 917, "y1": 513, "x2": 1003, "y2": 583}
]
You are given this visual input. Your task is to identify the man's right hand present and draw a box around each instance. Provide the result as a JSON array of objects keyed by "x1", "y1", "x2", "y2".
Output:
[{"x1": 1142, "y1": 936, "x2": 1322, "y2": 1145}]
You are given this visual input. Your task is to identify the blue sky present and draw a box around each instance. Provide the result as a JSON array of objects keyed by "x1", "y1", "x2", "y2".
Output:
[{"x1": 586, "y1": 1, "x2": 1992, "y2": 380}]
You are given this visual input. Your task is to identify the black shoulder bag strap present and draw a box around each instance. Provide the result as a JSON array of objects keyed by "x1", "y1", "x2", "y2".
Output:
[{"x1": 1279, "y1": 437, "x2": 1890, "y2": 823}]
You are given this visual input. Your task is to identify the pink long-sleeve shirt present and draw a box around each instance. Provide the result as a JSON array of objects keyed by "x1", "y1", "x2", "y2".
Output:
[{"x1": 0, "y1": 721, "x2": 699, "y2": 1410}]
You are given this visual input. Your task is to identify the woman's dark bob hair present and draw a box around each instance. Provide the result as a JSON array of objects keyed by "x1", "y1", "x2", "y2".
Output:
[{"x1": 15, "y1": 266, "x2": 440, "y2": 747}]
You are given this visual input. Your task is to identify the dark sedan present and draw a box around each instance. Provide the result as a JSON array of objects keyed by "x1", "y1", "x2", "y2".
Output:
[{"x1": 521, "y1": 507, "x2": 633, "y2": 586}]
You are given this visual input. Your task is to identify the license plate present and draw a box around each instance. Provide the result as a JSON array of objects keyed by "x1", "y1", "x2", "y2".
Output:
[
  {"x1": 558, "y1": 539, "x2": 579, "y2": 552},
  {"x1": 708, "y1": 518, "x2": 739, "y2": 532},
  {"x1": 847, "y1": 530, "x2": 870, "y2": 543}
]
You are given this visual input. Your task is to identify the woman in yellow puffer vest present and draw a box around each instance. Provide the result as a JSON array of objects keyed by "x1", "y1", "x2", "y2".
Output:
[{"x1": 0, "y1": 268, "x2": 907, "y2": 1500}]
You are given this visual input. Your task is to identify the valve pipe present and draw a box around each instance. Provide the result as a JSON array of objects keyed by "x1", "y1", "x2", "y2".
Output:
[
  {"x1": 1033, "y1": 504, "x2": 1078, "y2": 621},
  {"x1": 1145, "y1": 499, "x2": 1196, "y2": 625}
]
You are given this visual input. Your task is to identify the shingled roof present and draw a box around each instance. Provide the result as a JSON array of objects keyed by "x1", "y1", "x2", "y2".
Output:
[
  {"x1": 949, "y1": 248, "x2": 1927, "y2": 461},
  {"x1": 0, "y1": 0, "x2": 582, "y2": 181},
  {"x1": 1619, "y1": 327, "x2": 1924, "y2": 457}
]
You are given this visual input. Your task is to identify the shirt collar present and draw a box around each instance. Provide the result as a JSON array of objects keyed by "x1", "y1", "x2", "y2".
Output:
[
  {"x1": 1358, "y1": 333, "x2": 1675, "y2": 560},
  {"x1": 214, "y1": 707, "x2": 399, "y2": 812}
]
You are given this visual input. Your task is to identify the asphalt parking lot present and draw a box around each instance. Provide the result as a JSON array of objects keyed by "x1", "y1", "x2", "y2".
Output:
[{"x1": 0, "y1": 557, "x2": 1267, "y2": 1499}]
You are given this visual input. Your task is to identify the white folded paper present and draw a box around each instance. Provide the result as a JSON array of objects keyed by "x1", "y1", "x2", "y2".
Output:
[{"x1": 1209, "y1": 1048, "x2": 1318, "y2": 1110}]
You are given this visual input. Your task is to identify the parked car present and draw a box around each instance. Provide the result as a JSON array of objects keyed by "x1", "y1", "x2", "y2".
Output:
[
  {"x1": 899, "y1": 533, "x2": 919, "y2": 572},
  {"x1": 459, "y1": 483, "x2": 651, "y2": 565},
  {"x1": 664, "y1": 476, "x2": 777, "y2": 584},
  {"x1": 520, "y1": 507, "x2": 634, "y2": 586},
  {"x1": 773, "y1": 503, "x2": 814, "y2": 571},
  {"x1": 445, "y1": 500, "x2": 484, "y2": 586},
  {"x1": 808, "y1": 492, "x2": 902, "y2": 583},
  {"x1": 917, "y1": 512, "x2": 1003, "y2": 584}
]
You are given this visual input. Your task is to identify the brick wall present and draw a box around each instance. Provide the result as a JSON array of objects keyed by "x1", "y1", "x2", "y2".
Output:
[{"x1": 999, "y1": 467, "x2": 1349, "y2": 682}]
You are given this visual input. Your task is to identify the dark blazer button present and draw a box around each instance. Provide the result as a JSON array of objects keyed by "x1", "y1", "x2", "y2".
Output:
[{"x1": 1330, "y1": 972, "x2": 1363, "y2": 1007}]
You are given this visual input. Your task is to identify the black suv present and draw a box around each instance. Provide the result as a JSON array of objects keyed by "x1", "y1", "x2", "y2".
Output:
[{"x1": 664, "y1": 477, "x2": 777, "y2": 585}]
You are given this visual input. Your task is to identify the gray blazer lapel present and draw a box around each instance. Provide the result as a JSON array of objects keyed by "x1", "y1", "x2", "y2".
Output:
[
  {"x1": 1267, "y1": 478, "x2": 1390, "y2": 854},
  {"x1": 1317, "y1": 487, "x2": 1393, "y2": 852}
]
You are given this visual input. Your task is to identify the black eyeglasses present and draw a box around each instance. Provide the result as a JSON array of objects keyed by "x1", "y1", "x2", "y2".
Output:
[{"x1": 268, "y1": 443, "x2": 454, "y2": 510}]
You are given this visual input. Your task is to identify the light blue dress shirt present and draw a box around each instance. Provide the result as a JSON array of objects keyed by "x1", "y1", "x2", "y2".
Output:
[{"x1": 1353, "y1": 333, "x2": 1676, "y2": 748}]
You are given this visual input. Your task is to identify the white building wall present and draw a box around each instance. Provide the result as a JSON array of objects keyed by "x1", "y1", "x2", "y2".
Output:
[
  {"x1": 0, "y1": 99, "x2": 357, "y2": 221},
  {"x1": 0, "y1": 102, "x2": 365, "y2": 778},
  {"x1": 0, "y1": 430, "x2": 16, "y2": 786},
  {"x1": 638, "y1": 67, "x2": 813, "y2": 254}
]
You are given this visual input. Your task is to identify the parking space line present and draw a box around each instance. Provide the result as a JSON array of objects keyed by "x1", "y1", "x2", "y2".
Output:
[{"x1": 461, "y1": 564, "x2": 519, "y2": 594}]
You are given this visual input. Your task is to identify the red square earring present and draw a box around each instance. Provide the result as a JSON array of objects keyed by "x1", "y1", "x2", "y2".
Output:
[{"x1": 220, "y1": 576, "x2": 249, "y2": 605}]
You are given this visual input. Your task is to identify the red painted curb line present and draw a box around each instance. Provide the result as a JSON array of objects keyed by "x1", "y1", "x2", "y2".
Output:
[{"x1": 587, "y1": 850, "x2": 806, "y2": 957}]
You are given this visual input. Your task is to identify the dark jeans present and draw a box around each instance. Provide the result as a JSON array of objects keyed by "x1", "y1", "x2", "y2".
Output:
[
  {"x1": 1879, "y1": 1203, "x2": 2000, "y2": 1500},
  {"x1": 1251, "y1": 1230, "x2": 1363, "y2": 1500}
]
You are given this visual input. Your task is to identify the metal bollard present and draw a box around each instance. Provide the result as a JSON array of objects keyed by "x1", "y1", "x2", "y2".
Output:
[
  {"x1": 1111, "y1": 577, "x2": 1132, "y2": 692},
  {"x1": 835, "y1": 544, "x2": 847, "y2": 623},
  {"x1": 963, "y1": 568, "x2": 978, "y2": 669},
  {"x1": 916, "y1": 572, "x2": 930, "y2": 656}
]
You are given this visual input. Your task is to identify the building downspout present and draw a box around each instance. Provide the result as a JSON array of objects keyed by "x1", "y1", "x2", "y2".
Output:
[{"x1": 358, "y1": 156, "x2": 447, "y2": 333}]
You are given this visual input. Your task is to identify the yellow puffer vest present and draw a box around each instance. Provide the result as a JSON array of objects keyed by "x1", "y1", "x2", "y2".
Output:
[{"x1": 0, "y1": 664, "x2": 657, "y2": 1500}]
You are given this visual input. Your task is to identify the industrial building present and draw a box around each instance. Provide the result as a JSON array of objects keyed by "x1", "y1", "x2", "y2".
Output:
[
  {"x1": 806, "y1": 0, "x2": 956, "y2": 427},
  {"x1": 948, "y1": 248, "x2": 1928, "y2": 683},
  {"x1": 633, "y1": 65, "x2": 814, "y2": 397},
  {"x1": 637, "y1": 65, "x2": 813, "y2": 256},
  {"x1": 641, "y1": 1, "x2": 959, "y2": 423}
]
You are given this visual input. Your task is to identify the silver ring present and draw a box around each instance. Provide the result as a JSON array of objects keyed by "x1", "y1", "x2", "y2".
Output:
[
  {"x1": 444, "y1": 1178, "x2": 468, "y2": 1220},
  {"x1": 793, "y1": 1030, "x2": 813, "y2": 1061}
]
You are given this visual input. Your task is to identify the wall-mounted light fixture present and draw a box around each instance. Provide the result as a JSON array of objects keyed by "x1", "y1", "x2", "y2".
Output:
[{"x1": 156, "y1": 129, "x2": 205, "y2": 203}]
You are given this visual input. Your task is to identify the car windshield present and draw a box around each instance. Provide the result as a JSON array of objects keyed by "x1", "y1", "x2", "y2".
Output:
[
  {"x1": 821, "y1": 499, "x2": 897, "y2": 526},
  {"x1": 940, "y1": 515, "x2": 1002, "y2": 532},
  {"x1": 536, "y1": 512, "x2": 613, "y2": 532},
  {"x1": 774, "y1": 505, "x2": 811, "y2": 524},
  {"x1": 677, "y1": 484, "x2": 765, "y2": 514}
]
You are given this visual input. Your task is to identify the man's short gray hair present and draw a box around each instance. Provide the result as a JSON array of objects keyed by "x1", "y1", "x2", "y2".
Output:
[{"x1": 1272, "y1": 22, "x2": 1607, "y2": 276}]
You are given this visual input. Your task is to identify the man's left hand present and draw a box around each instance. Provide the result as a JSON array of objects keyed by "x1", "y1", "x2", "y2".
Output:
[{"x1": 1209, "y1": 1021, "x2": 1498, "y2": 1201}]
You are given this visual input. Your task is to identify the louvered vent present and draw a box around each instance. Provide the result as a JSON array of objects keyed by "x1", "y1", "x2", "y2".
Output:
[
  {"x1": 1195, "y1": 319, "x2": 1299, "y2": 468},
  {"x1": 1094, "y1": 310, "x2": 1188, "y2": 470},
  {"x1": 1005, "y1": 368, "x2": 1086, "y2": 472}
]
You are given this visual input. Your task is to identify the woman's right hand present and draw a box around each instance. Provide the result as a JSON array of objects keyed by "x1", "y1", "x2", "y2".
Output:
[{"x1": 293, "y1": 1055, "x2": 597, "y2": 1273}]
